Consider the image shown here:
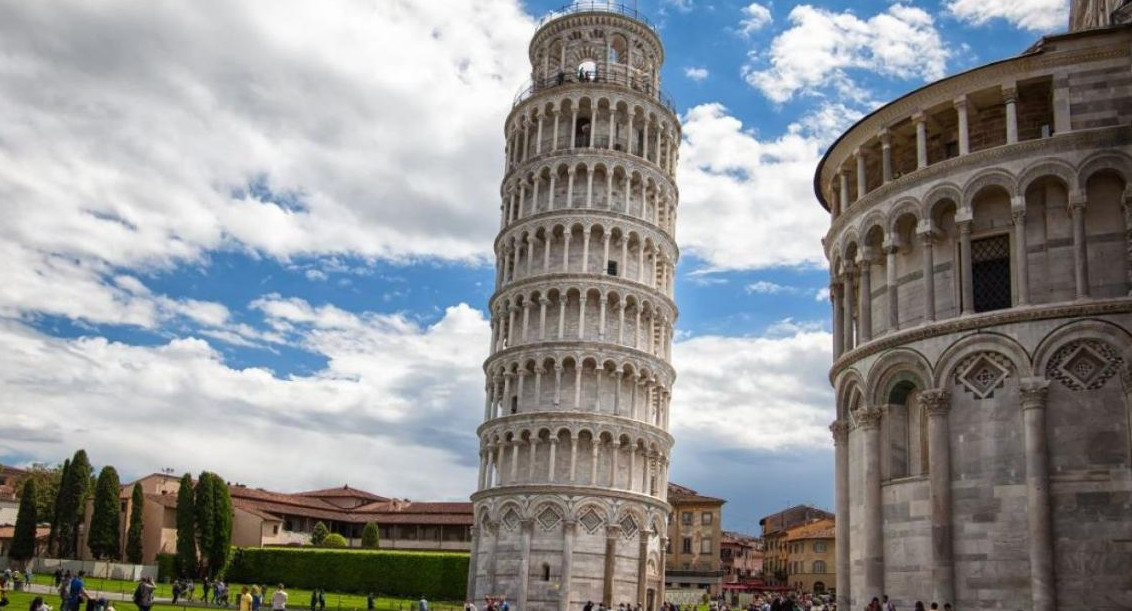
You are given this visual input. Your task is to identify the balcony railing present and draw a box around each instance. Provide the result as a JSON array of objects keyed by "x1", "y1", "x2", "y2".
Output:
[
  {"x1": 537, "y1": 1, "x2": 657, "y2": 32},
  {"x1": 513, "y1": 68, "x2": 677, "y2": 114}
]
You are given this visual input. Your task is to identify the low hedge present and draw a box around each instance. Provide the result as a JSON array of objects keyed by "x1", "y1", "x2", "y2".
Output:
[
  {"x1": 156, "y1": 553, "x2": 177, "y2": 582},
  {"x1": 226, "y1": 547, "x2": 469, "y2": 600}
]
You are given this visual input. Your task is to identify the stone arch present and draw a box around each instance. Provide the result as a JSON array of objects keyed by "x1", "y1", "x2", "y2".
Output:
[
  {"x1": 923, "y1": 183, "x2": 963, "y2": 220},
  {"x1": 834, "y1": 368, "x2": 867, "y2": 420},
  {"x1": 1017, "y1": 157, "x2": 1079, "y2": 196},
  {"x1": 866, "y1": 348, "x2": 933, "y2": 407},
  {"x1": 887, "y1": 197, "x2": 922, "y2": 235},
  {"x1": 962, "y1": 169, "x2": 1017, "y2": 209},
  {"x1": 933, "y1": 331, "x2": 1031, "y2": 389},
  {"x1": 1077, "y1": 150, "x2": 1132, "y2": 188},
  {"x1": 1032, "y1": 318, "x2": 1132, "y2": 382}
]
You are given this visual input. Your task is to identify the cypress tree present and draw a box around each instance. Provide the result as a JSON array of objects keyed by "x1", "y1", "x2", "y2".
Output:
[
  {"x1": 64, "y1": 450, "x2": 92, "y2": 558},
  {"x1": 195, "y1": 472, "x2": 217, "y2": 575},
  {"x1": 10, "y1": 479, "x2": 38, "y2": 563},
  {"x1": 88, "y1": 465, "x2": 122, "y2": 559},
  {"x1": 311, "y1": 521, "x2": 329, "y2": 546},
  {"x1": 207, "y1": 476, "x2": 232, "y2": 576},
  {"x1": 48, "y1": 458, "x2": 71, "y2": 556},
  {"x1": 361, "y1": 522, "x2": 380, "y2": 549},
  {"x1": 175, "y1": 473, "x2": 198, "y2": 577},
  {"x1": 126, "y1": 482, "x2": 145, "y2": 564}
]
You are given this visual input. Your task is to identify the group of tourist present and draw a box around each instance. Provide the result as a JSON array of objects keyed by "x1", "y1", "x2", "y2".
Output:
[
  {"x1": 464, "y1": 596, "x2": 507, "y2": 611},
  {"x1": 2, "y1": 569, "x2": 33, "y2": 591},
  {"x1": 867, "y1": 596, "x2": 954, "y2": 611}
]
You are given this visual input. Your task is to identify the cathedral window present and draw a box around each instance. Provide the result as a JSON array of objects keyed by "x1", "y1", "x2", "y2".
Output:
[{"x1": 972, "y1": 234, "x2": 1012, "y2": 312}]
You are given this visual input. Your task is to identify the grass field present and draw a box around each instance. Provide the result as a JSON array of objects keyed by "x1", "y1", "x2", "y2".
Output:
[{"x1": 15, "y1": 575, "x2": 460, "y2": 611}]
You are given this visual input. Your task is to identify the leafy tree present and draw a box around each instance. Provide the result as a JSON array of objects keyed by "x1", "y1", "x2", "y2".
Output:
[
  {"x1": 52, "y1": 450, "x2": 92, "y2": 558},
  {"x1": 176, "y1": 473, "x2": 198, "y2": 577},
  {"x1": 14, "y1": 463, "x2": 63, "y2": 526},
  {"x1": 207, "y1": 475, "x2": 232, "y2": 576},
  {"x1": 10, "y1": 479, "x2": 38, "y2": 563},
  {"x1": 48, "y1": 458, "x2": 70, "y2": 555},
  {"x1": 322, "y1": 533, "x2": 348, "y2": 548},
  {"x1": 88, "y1": 466, "x2": 122, "y2": 559},
  {"x1": 360, "y1": 522, "x2": 380, "y2": 549},
  {"x1": 311, "y1": 521, "x2": 329, "y2": 546},
  {"x1": 126, "y1": 483, "x2": 146, "y2": 564},
  {"x1": 195, "y1": 472, "x2": 217, "y2": 575}
]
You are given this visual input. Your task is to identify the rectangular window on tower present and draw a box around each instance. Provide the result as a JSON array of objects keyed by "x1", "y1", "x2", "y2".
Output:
[
  {"x1": 607, "y1": 260, "x2": 618, "y2": 276},
  {"x1": 972, "y1": 234, "x2": 1012, "y2": 312}
]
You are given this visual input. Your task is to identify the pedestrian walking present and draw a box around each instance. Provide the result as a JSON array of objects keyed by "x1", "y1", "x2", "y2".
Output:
[{"x1": 271, "y1": 585, "x2": 288, "y2": 611}]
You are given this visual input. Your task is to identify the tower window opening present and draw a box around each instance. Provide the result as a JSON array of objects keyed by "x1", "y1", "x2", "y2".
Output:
[
  {"x1": 972, "y1": 234, "x2": 1011, "y2": 312},
  {"x1": 607, "y1": 260, "x2": 618, "y2": 276},
  {"x1": 577, "y1": 60, "x2": 597, "y2": 82},
  {"x1": 575, "y1": 117, "x2": 591, "y2": 148},
  {"x1": 541, "y1": 563, "x2": 551, "y2": 581},
  {"x1": 510, "y1": 396, "x2": 518, "y2": 414}
]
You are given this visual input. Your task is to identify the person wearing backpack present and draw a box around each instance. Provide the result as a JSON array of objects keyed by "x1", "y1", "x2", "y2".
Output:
[{"x1": 132, "y1": 577, "x2": 155, "y2": 611}]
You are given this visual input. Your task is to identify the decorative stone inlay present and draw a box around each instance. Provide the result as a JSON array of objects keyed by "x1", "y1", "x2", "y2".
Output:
[
  {"x1": 502, "y1": 507, "x2": 522, "y2": 531},
  {"x1": 1045, "y1": 339, "x2": 1123, "y2": 391},
  {"x1": 619, "y1": 514, "x2": 639, "y2": 539},
  {"x1": 537, "y1": 505, "x2": 563, "y2": 531},
  {"x1": 956, "y1": 352, "x2": 1012, "y2": 399},
  {"x1": 579, "y1": 507, "x2": 604, "y2": 533}
]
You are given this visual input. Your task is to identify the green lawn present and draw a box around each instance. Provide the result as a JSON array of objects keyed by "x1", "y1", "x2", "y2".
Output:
[{"x1": 21, "y1": 575, "x2": 460, "y2": 611}]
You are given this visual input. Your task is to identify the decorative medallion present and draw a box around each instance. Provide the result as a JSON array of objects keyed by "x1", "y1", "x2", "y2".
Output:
[
  {"x1": 578, "y1": 508, "x2": 604, "y2": 533},
  {"x1": 955, "y1": 352, "x2": 1011, "y2": 399},
  {"x1": 537, "y1": 506, "x2": 563, "y2": 531},
  {"x1": 619, "y1": 514, "x2": 639, "y2": 539},
  {"x1": 501, "y1": 507, "x2": 521, "y2": 532},
  {"x1": 1045, "y1": 340, "x2": 1122, "y2": 391}
]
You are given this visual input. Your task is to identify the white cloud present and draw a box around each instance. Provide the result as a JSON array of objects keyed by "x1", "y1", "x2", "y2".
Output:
[
  {"x1": 0, "y1": 302, "x2": 490, "y2": 498},
  {"x1": 685, "y1": 66, "x2": 710, "y2": 82},
  {"x1": 746, "y1": 280, "x2": 794, "y2": 294},
  {"x1": 676, "y1": 103, "x2": 832, "y2": 270},
  {"x1": 946, "y1": 0, "x2": 1067, "y2": 31},
  {"x1": 814, "y1": 286, "x2": 831, "y2": 302},
  {"x1": 739, "y1": 3, "x2": 773, "y2": 36},
  {"x1": 0, "y1": 0, "x2": 534, "y2": 326},
  {"x1": 672, "y1": 329, "x2": 834, "y2": 451},
  {"x1": 743, "y1": 3, "x2": 950, "y2": 103}
]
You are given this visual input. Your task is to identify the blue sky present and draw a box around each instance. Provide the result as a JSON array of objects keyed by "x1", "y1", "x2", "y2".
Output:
[{"x1": 0, "y1": 0, "x2": 1067, "y2": 532}]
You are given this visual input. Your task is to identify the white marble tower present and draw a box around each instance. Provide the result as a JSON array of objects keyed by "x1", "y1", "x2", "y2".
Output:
[{"x1": 468, "y1": 5, "x2": 681, "y2": 611}]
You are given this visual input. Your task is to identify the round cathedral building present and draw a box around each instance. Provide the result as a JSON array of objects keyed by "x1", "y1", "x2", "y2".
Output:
[
  {"x1": 817, "y1": 7, "x2": 1132, "y2": 611},
  {"x1": 469, "y1": 5, "x2": 680, "y2": 611}
]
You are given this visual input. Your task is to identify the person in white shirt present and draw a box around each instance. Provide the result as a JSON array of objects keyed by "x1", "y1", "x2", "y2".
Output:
[{"x1": 272, "y1": 585, "x2": 288, "y2": 611}]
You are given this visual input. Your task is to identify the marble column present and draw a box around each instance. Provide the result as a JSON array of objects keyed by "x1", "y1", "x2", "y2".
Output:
[
  {"x1": 548, "y1": 438, "x2": 558, "y2": 482},
  {"x1": 519, "y1": 519, "x2": 534, "y2": 611},
  {"x1": 860, "y1": 407, "x2": 885, "y2": 598},
  {"x1": 637, "y1": 535, "x2": 649, "y2": 607},
  {"x1": 1069, "y1": 192, "x2": 1090, "y2": 299},
  {"x1": 880, "y1": 130, "x2": 892, "y2": 183},
  {"x1": 958, "y1": 220, "x2": 974, "y2": 314},
  {"x1": 842, "y1": 266, "x2": 857, "y2": 351},
  {"x1": 922, "y1": 389, "x2": 954, "y2": 606},
  {"x1": 488, "y1": 521, "x2": 500, "y2": 592},
  {"x1": 1004, "y1": 85, "x2": 1019, "y2": 145},
  {"x1": 858, "y1": 248, "x2": 874, "y2": 343},
  {"x1": 914, "y1": 112, "x2": 928, "y2": 170},
  {"x1": 1012, "y1": 199, "x2": 1030, "y2": 305},
  {"x1": 955, "y1": 96, "x2": 970, "y2": 156},
  {"x1": 1021, "y1": 378, "x2": 1056, "y2": 611},
  {"x1": 830, "y1": 420, "x2": 851, "y2": 611},
  {"x1": 561, "y1": 521, "x2": 576, "y2": 611},
  {"x1": 839, "y1": 172, "x2": 850, "y2": 211},
  {"x1": 467, "y1": 526, "x2": 480, "y2": 598},
  {"x1": 831, "y1": 282, "x2": 845, "y2": 358},
  {"x1": 856, "y1": 149, "x2": 868, "y2": 199},
  {"x1": 603, "y1": 526, "x2": 620, "y2": 606},
  {"x1": 885, "y1": 240, "x2": 900, "y2": 331},
  {"x1": 919, "y1": 228, "x2": 936, "y2": 322}
]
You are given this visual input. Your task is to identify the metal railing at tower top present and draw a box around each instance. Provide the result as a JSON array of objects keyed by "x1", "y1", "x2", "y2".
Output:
[
  {"x1": 513, "y1": 68, "x2": 678, "y2": 114},
  {"x1": 537, "y1": 1, "x2": 656, "y2": 32}
]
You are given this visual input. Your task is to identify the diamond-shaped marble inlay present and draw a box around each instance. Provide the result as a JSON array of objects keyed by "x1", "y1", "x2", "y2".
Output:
[
  {"x1": 537, "y1": 506, "x2": 562, "y2": 531},
  {"x1": 501, "y1": 507, "x2": 521, "y2": 531},
  {"x1": 579, "y1": 508, "x2": 603, "y2": 533},
  {"x1": 619, "y1": 515, "x2": 639, "y2": 539},
  {"x1": 1061, "y1": 345, "x2": 1105, "y2": 386},
  {"x1": 958, "y1": 354, "x2": 1009, "y2": 399}
]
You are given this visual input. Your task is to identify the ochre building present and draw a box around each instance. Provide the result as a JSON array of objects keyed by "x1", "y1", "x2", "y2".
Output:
[
  {"x1": 468, "y1": 4, "x2": 681, "y2": 611},
  {"x1": 815, "y1": 5, "x2": 1132, "y2": 611},
  {"x1": 665, "y1": 484, "x2": 725, "y2": 595}
]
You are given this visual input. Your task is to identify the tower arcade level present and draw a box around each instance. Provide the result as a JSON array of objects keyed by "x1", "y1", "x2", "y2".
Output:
[{"x1": 468, "y1": 5, "x2": 681, "y2": 611}]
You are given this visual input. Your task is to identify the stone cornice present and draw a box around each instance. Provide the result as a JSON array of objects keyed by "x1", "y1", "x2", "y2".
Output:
[
  {"x1": 817, "y1": 36, "x2": 1132, "y2": 204},
  {"x1": 824, "y1": 126, "x2": 1131, "y2": 251},
  {"x1": 496, "y1": 208, "x2": 679, "y2": 259},
  {"x1": 503, "y1": 146, "x2": 678, "y2": 198},
  {"x1": 485, "y1": 341, "x2": 676, "y2": 382},
  {"x1": 471, "y1": 483, "x2": 671, "y2": 513},
  {"x1": 490, "y1": 272, "x2": 678, "y2": 318},
  {"x1": 531, "y1": 12, "x2": 664, "y2": 70},
  {"x1": 829, "y1": 297, "x2": 1132, "y2": 381},
  {"x1": 477, "y1": 410, "x2": 674, "y2": 446},
  {"x1": 508, "y1": 81, "x2": 680, "y2": 132}
]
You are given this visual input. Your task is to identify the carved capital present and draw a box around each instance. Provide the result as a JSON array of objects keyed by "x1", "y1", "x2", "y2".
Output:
[
  {"x1": 919, "y1": 389, "x2": 952, "y2": 417},
  {"x1": 829, "y1": 420, "x2": 850, "y2": 445},
  {"x1": 1020, "y1": 377, "x2": 1051, "y2": 411},
  {"x1": 856, "y1": 407, "x2": 883, "y2": 430},
  {"x1": 1069, "y1": 190, "x2": 1087, "y2": 211}
]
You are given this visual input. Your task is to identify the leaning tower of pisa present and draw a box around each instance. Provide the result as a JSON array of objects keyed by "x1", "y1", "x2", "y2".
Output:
[{"x1": 468, "y1": 5, "x2": 680, "y2": 611}]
